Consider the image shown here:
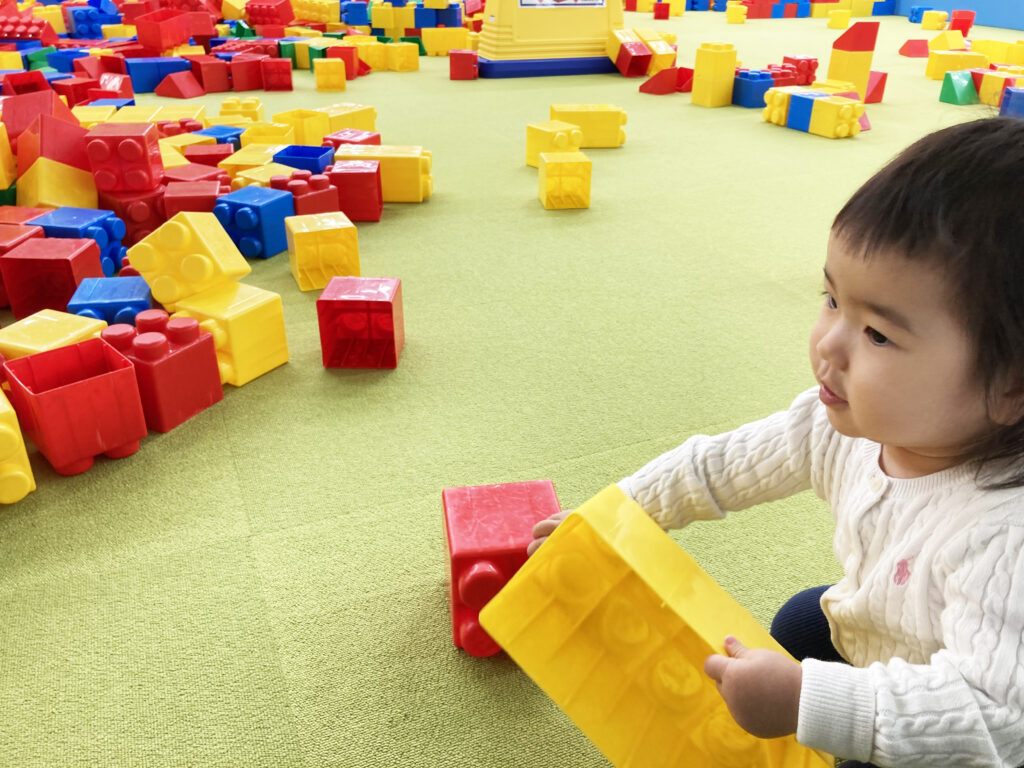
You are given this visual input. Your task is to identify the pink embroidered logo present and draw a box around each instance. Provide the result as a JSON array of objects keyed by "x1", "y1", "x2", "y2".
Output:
[{"x1": 894, "y1": 557, "x2": 914, "y2": 586}]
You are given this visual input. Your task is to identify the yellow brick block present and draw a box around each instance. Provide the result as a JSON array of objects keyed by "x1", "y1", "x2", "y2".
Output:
[
  {"x1": 827, "y1": 48, "x2": 872, "y2": 99},
  {"x1": 849, "y1": 0, "x2": 872, "y2": 16},
  {"x1": 978, "y1": 71, "x2": 1019, "y2": 107},
  {"x1": 329, "y1": 145, "x2": 432, "y2": 203},
  {"x1": 107, "y1": 105, "x2": 161, "y2": 123},
  {"x1": 101, "y1": 23, "x2": 136, "y2": 38},
  {"x1": 219, "y1": 143, "x2": 289, "y2": 178},
  {"x1": 221, "y1": 0, "x2": 246, "y2": 19},
  {"x1": 479, "y1": 485, "x2": 835, "y2": 768},
  {"x1": 808, "y1": 95, "x2": 864, "y2": 138},
  {"x1": 385, "y1": 42, "x2": 419, "y2": 71},
  {"x1": 314, "y1": 58, "x2": 348, "y2": 91},
  {"x1": 921, "y1": 9, "x2": 947, "y2": 29},
  {"x1": 929, "y1": 29, "x2": 966, "y2": 51},
  {"x1": 423, "y1": 0, "x2": 447, "y2": 7},
  {"x1": 421, "y1": 26, "x2": 470, "y2": 56},
  {"x1": 925, "y1": 50, "x2": 988, "y2": 80},
  {"x1": 725, "y1": 5, "x2": 746, "y2": 22},
  {"x1": 538, "y1": 151, "x2": 590, "y2": 210},
  {"x1": 0, "y1": 309, "x2": 105, "y2": 360},
  {"x1": 172, "y1": 282, "x2": 289, "y2": 387},
  {"x1": 286, "y1": 211, "x2": 360, "y2": 292},
  {"x1": 231, "y1": 163, "x2": 299, "y2": 190},
  {"x1": 220, "y1": 96, "x2": 265, "y2": 123},
  {"x1": 692, "y1": 42, "x2": 737, "y2": 108},
  {"x1": 827, "y1": 9, "x2": 850, "y2": 28},
  {"x1": 370, "y1": 2, "x2": 394, "y2": 27},
  {"x1": 16, "y1": 158, "x2": 97, "y2": 209},
  {"x1": 32, "y1": 4, "x2": 65, "y2": 33},
  {"x1": 393, "y1": 5, "x2": 416, "y2": 27},
  {"x1": 0, "y1": 389, "x2": 35, "y2": 504},
  {"x1": 241, "y1": 122, "x2": 296, "y2": 147},
  {"x1": 317, "y1": 102, "x2": 377, "y2": 132},
  {"x1": 343, "y1": 39, "x2": 386, "y2": 70},
  {"x1": 635, "y1": 0, "x2": 654, "y2": 11},
  {"x1": 762, "y1": 85, "x2": 804, "y2": 126},
  {"x1": 272, "y1": 108, "x2": 331, "y2": 145},
  {"x1": 526, "y1": 120, "x2": 583, "y2": 168},
  {"x1": 810, "y1": 2, "x2": 839, "y2": 17},
  {"x1": 549, "y1": 104, "x2": 626, "y2": 148}
]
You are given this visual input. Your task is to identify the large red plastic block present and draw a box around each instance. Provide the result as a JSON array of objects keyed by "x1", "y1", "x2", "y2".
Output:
[
  {"x1": 186, "y1": 10, "x2": 217, "y2": 37},
  {"x1": 949, "y1": 9, "x2": 974, "y2": 37},
  {"x1": 98, "y1": 72, "x2": 134, "y2": 98},
  {"x1": 270, "y1": 171, "x2": 338, "y2": 215},
  {"x1": 245, "y1": 0, "x2": 294, "y2": 25},
  {"x1": 135, "y1": 8, "x2": 191, "y2": 50},
  {"x1": 0, "y1": 89, "x2": 78, "y2": 144},
  {"x1": 0, "y1": 223, "x2": 43, "y2": 307},
  {"x1": 2, "y1": 338, "x2": 147, "y2": 475},
  {"x1": 449, "y1": 49, "x2": 478, "y2": 80},
  {"x1": 16, "y1": 115, "x2": 91, "y2": 177},
  {"x1": 767, "y1": 63, "x2": 798, "y2": 86},
  {"x1": 442, "y1": 480, "x2": 562, "y2": 657},
  {"x1": 101, "y1": 309, "x2": 223, "y2": 433},
  {"x1": 324, "y1": 160, "x2": 382, "y2": 223},
  {"x1": 52, "y1": 76, "x2": 101, "y2": 107},
  {"x1": 833, "y1": 20, "x2": 879, "y2": 53},
  {"x1": 230, "y1": 56, "x2": 264, "y2": 91},
  {"x1": 653, "y1": 1, "x2": 669, "y2": 18},
  {"x1": 1, "y1": 70, "x2": 50, "y2": 95},
  {"x1": 85, "y1": 122, "x2": 164, "y2": 193},
  {"x1": 0, "y1": 15, "x2": 58, "y2": 45},
  {"x1": 188, "y1": 55, "x2": 231, "y2": 92},
  {"x1": 74, "y1": 54, "x2": 128, "y2": 78},
  {"x1": 163, "y1": 180, "x2": 222, "y2": 217},
  {"x1": 0, "y1": 206, "x2": 50, "y2": 225},
  {"x1": 616, "y1": 41, "x2": 652, "y2": 78},
  {"x1": 321, "y1": 128, "x2": 381, "y2": 149},
  {"x1": 326, "y1": 45, "x2": 360, "y2": 79},
  {"x1": 155, "y1": 70, "x2": 206, "y2": 98},
  {"x1": 316, "y1": 276, "x2": 403, "y2": 368},
  {"x1": 0, "y1": 237, "x2": 105, "y2": 319},
  {"x1": 782, "y1": 54, "x2": 818, "y2": 85},
  {"x1": 261, "y1": 58, "x2": 293, "y2": 91},
  {"x1": 99, "y1": 186, "x2": 167, "y2": 246}
]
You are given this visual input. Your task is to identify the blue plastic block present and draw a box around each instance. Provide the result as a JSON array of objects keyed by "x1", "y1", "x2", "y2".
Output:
[
  {"x1": 1000, "y1": 87, "x2": 1024, "y2": 118},
  {"x1": 732, "y1": 70, "x2": 774, "y2": 108},
  {"x1": 908, "y1": 4, "x2": 933, "y2": 23},
  {"x1": 273, "y1": 145, "x2": 335, "y2": 174},
  {"x1": 771, "y1": 3, "x2": 786, "y2": 18},
  {"x1": 46, "y1": 49, "x2": 89, "y2": 73},
  {"x1": 688, "y1": 0, "x2": 711, "y2": 8},
  {"x1": 27, "y1": 207, "x2": 128, "y2": 276},
  {"x1": 88, "y1": 0, "x2": 120, "y2": 14},
  {"x1": 414, "y1": 6, "x2": 437, "y2": 26},
  {"x1": 88, "y1": 97, "x2": 135, "y2": 107},
  {"x1": 195, "y1": 125, "x2": 245, "y2": 150},
  {"x1": 42, "y1": 71, "x2": 72, "y2": 82},
  {"x1": 390, "y1": 0, "x2": 408, "y2": 6},
  {"x1": 212, "y1": 187, "x2": 295, "y2": 259},
  {"x1": 342, "y1": 1, "x2": 369, "y2": 25},
  {"x1": 207, "y1": 37, "x2": 232, "y2": 48},
  {"x1": 435, "y1": 3, "x2": 462, "y2": 26},
  {"x1": 796, "y1": 0, "x2": 810, "y2": 17},
  {"x1": 873, "y1": 0, "x2": 895, "y2": 13},
  {"x1": 67, "y1": 7, "x2": 120, "y2": 38},
  {"x1": 67, "y1": 277, "x2": 153, "y2": 324},
  {"x1": 786, "y1": 92, "x2": 828, "y2": 133},
  {"x1": 478, "y1": 56, "x2": 618, "y2": 78},
  {"x1": 712, "y1": 0, "x2": 728, "y2": 10},
  {"x1": 126, "y1": 56, "x2": 190, "y2": 93}
]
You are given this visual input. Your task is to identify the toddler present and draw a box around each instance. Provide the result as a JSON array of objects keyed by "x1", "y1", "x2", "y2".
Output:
[{"x1": 530, "y1": 118, "x2": 1024, "y2": 768}]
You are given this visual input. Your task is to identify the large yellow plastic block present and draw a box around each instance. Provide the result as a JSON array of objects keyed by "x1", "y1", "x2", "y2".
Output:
[
  {"x1": 477, "y1": 0, "x2": 622, "y2": 61},
  {"x1": 811, "y1": 2, "x2": 839, "y2": 17},
  {"x1": 172, "y1": 281, "x2": 289, "y2": 387},
  {"x1": 32, "y1": 4, "x2": 65, "y2": 33},
  {"x1": 71, "y1": 105, "x2": 118, "y2": 129},
  {"x1": 317, "y1": 102, "x2": 377, "y2": 132},
  {"x1": 925, "y1": 50, "x2": 988, "y2": 80},
  {"x1": 921, "y1": 9, "x2": 947, "y2": 29},
  {"x1": 240, "y1": 122, "x2": 296, "y2": 147},
  {"x1": 0, "y1": 309, "x2": 105, "y2": 360},
  {"x1": 826, "y1": 48, "x2": 872, "y2": 99},
  {"x1": 725, "y1": 4, "x2": 747, "y2": 22},
  {"x1": 107, "y1": 105, "x2": 161, "y2": 123},
  {"x1": 828, "y1": 9, "x2": 850, "y2": 28},
  {"x1": 219, "y1": 143, "x2": 289, "y2": 177},
  {"x1": 159, "y1": 133, "x2": 216, "y2": 154},
  {"x1": 548, "y1": 104, "x2": 626, "y2": 149},
  {"x1": 692, "y1": 42, "x2": 738, "y2": 108},
  {"x1": 272, "y1": 108, "x2": 331, "y2": 146},
  {"x1": 479, "y1": 485, "x2": 834, "y2": 768},
  {"x1": 607, "y1": 29, "x2": 640, "y2": 61},
  {"x1": 538, "y1": 151, "x2": 591, "y2": 210},
  {"x1": 314, "y1": 57, "x2": 348, "y2": 90},
  {"x1": 526, "y1": 120, "x2": 583, "y2": 168},
  {"x1": 0, "y1": 389, "x2": 34, "y2": 504},
  {"x1": 808, "y1": 95, "x2": 864, "y2": 138},
  {"x1": 978, "y1": 71, "x2": 1019, "y2": 107},
  {"x1": 330, "y1": 145, "x2": 432, "y2": 203},
  {"x1": 385, "y1": 42, "x2": 419, "y2": 71},
  {"x1": 16, "y1": 158, "x2": 98, "y2": 209},
  {"x1": 0, "y1": 123, "x2": 15, "y2": 189},
  {"x1": 347, "y1": 39, "x2": 387, "y2": 71},
  {"x1": 421, "y1": 27, "x2": 470, "y2": 56},
  {"x1": 634, "y1": 29, "x2": 676, "y2": 74},
  {"x1": 762, "y1": 85, "x2": 805, "y2": 126},
  {"x1": 127, "y1": 212, "x2": 251, "y2": 312},
  {"x1": 928, "y1": 29, "x2": 966, "y2": 51},
  {"x1": 849, "y1": 0, "x2": 872, "y2": 16},
  {"x1": 393, "y1": 4, "x2": 415, "y2": 27},
  {"x1": 0, "y1": 50, "x2": 22, "y2": 69},
  {"x1": 293, "y1": 0, "x2": 340, "y2": 22},
  {"x1": 221, "y1": 0, "x2": 246, "y2": 19},
  {"x1": 285, "y1": 211, "x2": 360, "y2": 292},
  {"x1": 220, "y1": 96, "x2": 265, "y2": 123},
  {"x1": 370, "y1": 2, "x2": 394, "y2": 27},
  {"x1": 159, "y1": 144, "x2": 189, "y2": 169}
]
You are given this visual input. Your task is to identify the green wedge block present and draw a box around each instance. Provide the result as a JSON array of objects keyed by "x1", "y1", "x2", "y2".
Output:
[{"x1": 940, "y1": 70, "x2": 980, "y2": 105}]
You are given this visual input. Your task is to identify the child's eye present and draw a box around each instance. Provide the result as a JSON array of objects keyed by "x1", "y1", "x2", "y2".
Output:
[
  {"x1": 822, "y1": 291, "x2": 837, "y2": 310},
  {"x1": 866, "y1": 328, "x2": 890, "y2": 346}
]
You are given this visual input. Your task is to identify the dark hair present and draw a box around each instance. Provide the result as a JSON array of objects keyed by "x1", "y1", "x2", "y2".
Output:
[{"x1": 832, "y1": 117, "x2": 1024, "y2": 489}]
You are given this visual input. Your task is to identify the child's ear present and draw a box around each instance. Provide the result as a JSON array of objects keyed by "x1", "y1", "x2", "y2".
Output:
[{"x1": 989, "y1": 379, "x2": 1024, "y2": 425}]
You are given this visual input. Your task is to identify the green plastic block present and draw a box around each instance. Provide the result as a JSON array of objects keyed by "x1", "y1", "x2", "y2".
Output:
[
  {"x1": 400, "y1": 35, "x2": 426, "y2": 55},
  {"x1": 940, "y1": 70, "x2": 979, "y2": 105}
]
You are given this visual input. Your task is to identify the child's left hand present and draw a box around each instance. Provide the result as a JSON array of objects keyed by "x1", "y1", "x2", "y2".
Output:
[{"x1": 703, "y1": 635, "x2": 802, "y2": 739}]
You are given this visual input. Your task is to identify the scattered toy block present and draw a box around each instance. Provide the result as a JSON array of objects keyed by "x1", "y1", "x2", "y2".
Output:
[
  {"x1": 940, "y1": 69, "x2": 980, "y2": 104},
  {"x1": 155, "y1": 70, "x2": 206, "y2": 99},
  {"x1": 549, "y1": 105, "x2": 626, "y2": 148},
  {"x1": 808, "y1": 95, "x2": 864, "y2": 138},
  {"x1": 270, "y1": 171, "x2": 338, "y2": 215},
  {"x1": 1, "y1": 237, "x2": 105, "y2": 319},
  {"x1": 85, "y1": 123, "x2": 164, "y2": 193},
  {"x1": 68, "y1": 276, "x2": 154, "y2": 325},
  {"x1": 286, "y1": 211, "x2": 359, "y2": 291},
  {"x1": 828, "y1": 9, "x2": 850, "y2": 28},
  {"x1": 26, "y1": 207, "x2": 128, "y2": 277},
  {"x1": 316, "y1": 275, "x2": 403, "y2": 368},
  {"x1": 322, "y1": 129, "x2": 381, "y2": 149},
  {"x1": 538, "y1": 151, "x2": 591, "y2": 210},
  {"x1": 783, "y1": 54, "x2": 818, "y2": 85},
  {"x1": 328, "y1": 145, "x2": 431, "y2": 203},
  {"x1": 1000, "y1": 86, "x2": 1024, "y2": 118},
  {"x1": 921, "y1": 9, "x2": 947, "y2": 30},
  {"x1": 692, "y1": 42, "x2": 737, "y2": 108},
  {"x1": 449, "y1": 49, "x2": 479, "y2": 80},
  {"x1": 732, "y1": 70, "x2": 774, "y2": 108},
  {"x1": 865, "y1": 69, "x2": 887, "y2": 103},
  {"x1": 314, "y1": 57, "x2": 348, "y2": 90},
  {"x1": 212, "y1": 186, "x2": 295, "y2": 259},
  {"x1": 615, "y1": 41, "x2": 653, "y2": 78},
  {"x1": 0, "y1": 390, "x2": 35, "y2": 504},
  {"x1": 899, "y1": 39, "x2": 930, "y2": 58},
  {"x1": 324, "y1": 160, "x2": 383, "y2": 222},
  {"x1": 526, "y1": 121, "x2": 583, "y2": 168}
]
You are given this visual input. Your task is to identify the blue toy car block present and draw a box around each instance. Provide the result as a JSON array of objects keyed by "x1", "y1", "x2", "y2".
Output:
[
  {"x1": 435, "y1": 4, "x2": 462, "y2": 27},
  {"x1": 413, "y1": 6, "x2": 437, "y2": 26},
  {"x1": 342, "y1": 1, "x2": 369, "y2": 25},
  {"x1": 195, "y1": 125, "x2": 245, "y2": 151},
  {"x1": 908, "y1": 4, "x2": 933, "y2": 23},
  {"x1": 67, "y1": 276, "x2": 153, "y2": 325},
  {"x1": 1000, "y1": 87, "x2": 1024, "y2": 118},
  {"x1": 796, "y1": 1, "x2": 810, "y2": 17},
  {"x1": 787, "y1": 92, "x2": 829, "y2": 133},
  {"x1": 89, "y1": 97, "x2": 135, "y2": 107},
  {"x1": 273, "y1": 145, "x2": 335, "y2": 174},
  {"x1": 27, "y1": 207, "x2": 128, "y2": 276},
  {"x1": 733, "y1": 70, "x2": 774, "y2": 108},
  {"x1": 46, "y1": 49, "x2": 89, "y2": 73},
  {"x1": 212, "y1": 186, "x2": 295, "y2": 260},
  {"x1": 478, "y1": 56, "x2": 619, "y2": 78}
]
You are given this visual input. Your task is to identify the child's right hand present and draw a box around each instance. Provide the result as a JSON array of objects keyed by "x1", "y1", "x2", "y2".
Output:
[{"x1": 527, "y1": 509, "x2": 572, "y2": 556}]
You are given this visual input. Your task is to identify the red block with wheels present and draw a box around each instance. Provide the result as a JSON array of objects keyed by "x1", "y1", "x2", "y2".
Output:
[
  {"x1": 101, "y1": 309, "x2": 223, "y2": 433},
  {"x1": 324, "y1": 160, "x2": 383, "y2": 222},
  {"x1": 0, "y1": 237, "x2": 104, "y2": 319},
  {"x1": 2, "y1": 338, "x2": 148, "y2": 476},
  {"x1": 442, "y1": 480, "x2": 562, "y2": 657},
  {"x1": 85, "y1": 122, "x2": 164, "y2": 193},
  {"x1": 316, "y1": 276, "x2": 403, "y2": 368}
]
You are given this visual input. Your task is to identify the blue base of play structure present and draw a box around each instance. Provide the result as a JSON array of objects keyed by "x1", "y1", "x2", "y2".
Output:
[
  {"x1": 896, "y1": 0, "x2": 1024, "y2": 30},
  {"x1": 478, "y1": 56, "x2": 618, "y2": 78}
]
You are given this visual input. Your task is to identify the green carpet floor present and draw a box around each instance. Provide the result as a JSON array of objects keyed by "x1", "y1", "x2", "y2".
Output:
[{"x1": 0, "y1": 10, "x2": 1017, "y2": 767}]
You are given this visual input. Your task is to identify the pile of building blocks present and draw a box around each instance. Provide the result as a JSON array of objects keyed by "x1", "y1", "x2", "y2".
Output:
[
  {"x1": 607, "y1": 28, "x2": 677, "y2": 78},
  {"x1": 477, "y1": 484, "x2": 835, "y2": 768}
]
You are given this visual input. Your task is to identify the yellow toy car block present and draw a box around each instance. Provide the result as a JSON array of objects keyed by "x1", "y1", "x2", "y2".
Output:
[
  {"x1": 127, "y1": 212, "x2": 251, "y2": 312},
  {"x1": 386, "y1": 41, "x2": 420, "y2": 71},
  {"x1": 17, "y1": 158, "x2": 97, "y2": 209},
  {"x1": 538, "y1": 151, "x2": 591, "y2": 210},
  {"x1": 808, "y1": 95, "x2": 864, "y2": 139},
  {"x1": 314, "y1": 58, "x2": 348, "y2": 90},
  {"x1": 692, "y1": 42, "x2": 738, "y2": 108},
  {"x1": 172, "y1": 281, "x2": 289, "y2": 387},
  {"x1": 220, "y1": 96, "x2": 265, "y2": 123},
  {"x1": 330, "y1": 145, "x2": 432, "y2": 203},
  {"x1": 219, "y1": 143, "x2": 289, "y2": 178},
  {"x1": 828, "y1": 9, "x2": 850, "y2": 28},
  {"x1": 479, "y1": 485, "x2": 834, "y2": 768},
  {"x1": 921, "y1": 9, "x2": 947, "y2": 29},
  {"x1": 0, "y1": 124, "x2": 16, "y2": 189},
  {"x1": 153, "y1": 104, "x2": 208, "y2": 126},
  {"x1": 272, "y1": 108, "x2": 331, "y2": 146},
  {"x1": 285, "y1": 211, "x2": 360, "y2": 292},
  {"x1": 548, "y1": 104, "x2": 626, "y2": 149},
  {"x1": 928, "y1": 29, "x2": 966, "y2": 51},
  {"x1": 370, "y1": 1, "x2": 394, "y2": 27},
  {"x1": 316, "y1": 102, "x2": 377, "y2": 132},
  {"x1": 160, "y1": 144, "x2": 189, "y2": 170},
  {"x1": 241, "y1": 122, "x2": 296, "y2": 147},
  {"x1": 526, "y1": 120, "x2": 583, "y2": 168},
  {"x1": 107, "y1": 104, "x2": 161, "y2": 123},
  {"x1": 0, "y1": 309, "x2": 105, "y2": 360},
  {"x1": 231, "y1": 162, "x2": 298, "y2": 190},
  {"x1": 71, "y1": 105, "x2": 118, "y2": 129},
  {"x1": 725, "y1": 4, "x2": 747, "y2": 23},
  {"x1": 0, "y1": 389, "x2": 34, "y2": 505},
  {"x1": 826, "y1": 48, "x2": 871, "y2": 99},
  {"x1": 422, "y1": 27, "x2": 470, "y2": 56}
]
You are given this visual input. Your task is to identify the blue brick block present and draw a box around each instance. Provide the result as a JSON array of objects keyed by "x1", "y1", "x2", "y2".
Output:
[
  {"x1": 435, "y1": 3, "x2": 462, "y2": 26},
  {"x1": 786, "y1": 92, "x2": 828, "y2": 132},
  {"x1": 67, "y1": 276, "x2": 153, "y2": 324},
  {"x1": 733, "y1": 70, "x2": 774, "y2": 108},
  {"x1": 1000, "y1": 87, "x2": 1024, "y2": 118},
  {"x1": 46, "y1": 49, "x2": 89, "y2": 72},
  {"x1": 908, "y1": 4, "x2": 933, "y2": 23},
  {"x1": 126, "y1": 56, "x2": 190, "y2": 93},
  {"x1": 195, "y1": 125, "x2": 245, "y2": 150},
  {"x1": 212, "y1": 187, "x2": 295, "y2": 260},
  {"x1": 796, "y1": 1, "x2": 810, "y2": 17},
  {"x1": 414, "y1": 6, "x2": 438, "y2": 26},
  {"x1": 771, "y1": 3, "x2": 786, "y2": 18},
  {"x1": 712, "y1": 0, "x2": 728, "y2": 10},
  {"x1": 873, "y1": 0, "x2": 895, "y2": 13},
  {"x1": 273, "y1": 145, "x2": 335, "y2": 174},
  {"x1": 27, "y1": 207, "x2": 128, "y2": 276},
  {"x1": 688, "y1": 0, "x2": 711, "y2": 8},
  {"x1": 342, "y1": 1, "x2": 369, "y2": 25},
  {"x1": 67, "y1": 7, "x2": 120, "y2": 38}
]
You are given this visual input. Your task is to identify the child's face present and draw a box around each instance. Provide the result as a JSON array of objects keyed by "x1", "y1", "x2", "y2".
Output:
[{"x1": 809, "y1": 233, "x2": 995, "y2": 476}]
